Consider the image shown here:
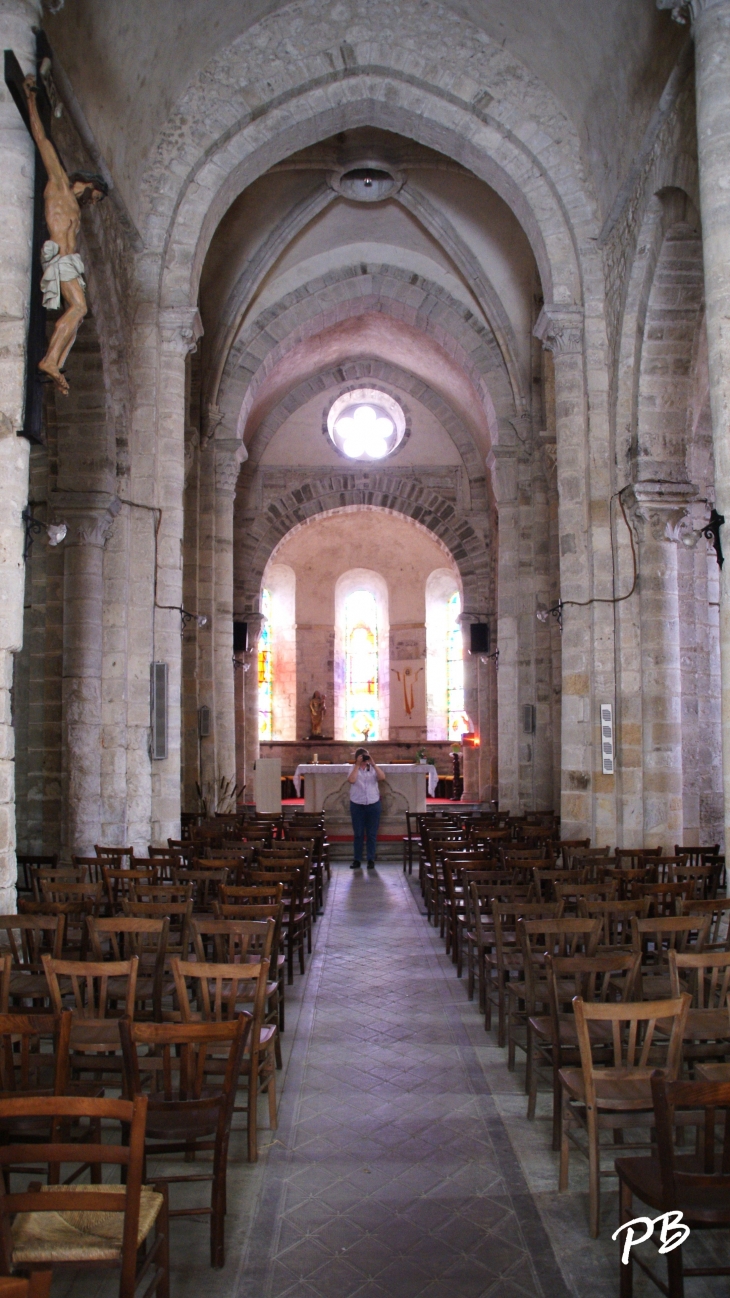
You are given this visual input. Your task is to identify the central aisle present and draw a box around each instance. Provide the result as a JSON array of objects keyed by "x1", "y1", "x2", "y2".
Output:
[{"x1": 236, "y1": 866, "x2": 569, "y2": 1298}]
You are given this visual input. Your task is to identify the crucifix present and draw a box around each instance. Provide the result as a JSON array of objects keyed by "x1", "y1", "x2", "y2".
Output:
[{"x1": 4, "y1": 33, "x2": 107, "y2": 432}]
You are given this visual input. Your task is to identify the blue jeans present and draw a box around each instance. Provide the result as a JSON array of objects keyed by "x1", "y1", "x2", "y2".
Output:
[{"x1": 350, "y1": 799, "x2": 381, "y2": 863}]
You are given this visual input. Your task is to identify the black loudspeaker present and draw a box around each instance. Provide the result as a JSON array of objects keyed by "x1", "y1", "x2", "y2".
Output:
[
  {"x1": 469, "y1": 623, "x2": 490, "y2": 655},
  {"x1": 233, "y1": 621, "x2": 248, "y2": 653}
]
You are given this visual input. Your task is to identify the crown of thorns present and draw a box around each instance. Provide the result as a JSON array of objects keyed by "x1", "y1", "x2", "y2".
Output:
[{"x1": 69, "y1": 171, "x2": 108, "y2": 196}]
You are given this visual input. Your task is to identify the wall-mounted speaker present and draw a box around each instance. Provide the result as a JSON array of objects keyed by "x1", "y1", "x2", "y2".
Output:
[
  {"x1": 233, "y1": 621, "x2": 248, "y2": 653},
  {"x1": 198, "y1": 705, "x2": 211, "y2": 738},
  {"x1": 150, "y1": 662, "x2": 168, "y2": 761},
  {"x1": 523, "y1": 704, "x2": 536, "y2": 735},
  {"x1": 469, "y1": 623, "x2": 490, "y2": 655}
]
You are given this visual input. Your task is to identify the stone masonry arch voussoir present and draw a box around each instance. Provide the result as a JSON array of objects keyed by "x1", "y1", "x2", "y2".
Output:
[{"x1": 235, "y1": 475, "x2": 492, "y2": 619}]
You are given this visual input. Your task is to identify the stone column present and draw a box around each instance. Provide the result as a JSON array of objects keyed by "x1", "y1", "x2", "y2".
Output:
[
  {"x1": 488, "y1": 444, "x2": 520, "y2": 812},
  {"x1": 154, "y1": 308, "x2": 202, "y2": 843},
  {"x1": 534, "y1": 306, "x2": 592, "y2": 838},
  {"x1": 0, "y1": 1, "x2": 41, "y2": 908},
  {"x1": 212, "y1": 441, "x2": 240, "y2": 803},
  {"x1": 57, "y1": 496, "x2": 120, "y2": 856},
  {"x1": 626, "y1": 481, "x2": 696, "y2": 848},
  {"x1": 667, "y1": 0, "x2": 730, "y2": 850},
  {"x1": 242, "y1": 613, "x2": 265, "y2": 805}
]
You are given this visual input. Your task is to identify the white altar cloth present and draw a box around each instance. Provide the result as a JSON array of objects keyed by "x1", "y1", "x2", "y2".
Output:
[{"x1": 292, "y1": 762, "x2": 439, "y2": 814}]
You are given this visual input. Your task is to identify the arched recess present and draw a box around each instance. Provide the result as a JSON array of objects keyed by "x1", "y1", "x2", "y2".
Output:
[{"x1": 234, "y1": 477, "x2": 492, "y2": 622}]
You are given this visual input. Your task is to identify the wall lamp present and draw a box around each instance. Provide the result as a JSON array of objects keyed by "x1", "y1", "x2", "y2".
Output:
[
  {"x1": 22, "y1": 506, "x2": 67, "y2": 561},
  {"x1": 180, "y1": 608, "x2": 208, "y2": 633},
  {"x1": 536, "y1": 600, "x2": 563, "y2": 630},
  {"x1": 479, "y1": 649, "x2": 499, "y2": 670}
]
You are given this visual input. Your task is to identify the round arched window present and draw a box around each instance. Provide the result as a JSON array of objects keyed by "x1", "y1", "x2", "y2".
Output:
[{"x1": 326, "y1": 388, "x2": 406, "y2": 461}]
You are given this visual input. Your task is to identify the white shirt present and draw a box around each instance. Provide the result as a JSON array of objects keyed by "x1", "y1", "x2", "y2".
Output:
[{"x1": 349, "y1": 765, "x2": 381, "y2": 805}]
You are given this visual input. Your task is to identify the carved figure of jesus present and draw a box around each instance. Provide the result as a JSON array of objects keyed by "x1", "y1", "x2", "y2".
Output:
[
  {"x1": 23, "y1": 75, "x2": 108, "y2": 395},
  {"x1": 309, "y1": 691, "x2": 326, "y2": 737}
]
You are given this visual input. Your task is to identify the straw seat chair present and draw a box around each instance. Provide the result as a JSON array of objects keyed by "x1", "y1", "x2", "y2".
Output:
[{"x1": 0, "y1": 1094, "x2": 169, "y2": 1298}]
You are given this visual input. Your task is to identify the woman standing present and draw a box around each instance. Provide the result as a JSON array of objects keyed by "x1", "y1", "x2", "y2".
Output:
[{"x1": 347, "y1": 748, "x2": 386, "y2": 869}]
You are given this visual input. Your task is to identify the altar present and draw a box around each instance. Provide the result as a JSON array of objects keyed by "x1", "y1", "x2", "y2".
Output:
[{"x1": 292, "y1": 762, "x2": 438, "y2": 816}]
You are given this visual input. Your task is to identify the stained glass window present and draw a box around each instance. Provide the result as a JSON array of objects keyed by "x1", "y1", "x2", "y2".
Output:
[
  {"x1": 258, "y1": 588, "x2": 273, "y2": 740},
  {"x1": 446, "y1": 591, "x2": 465, "y2": 741},
  {"x1": 345, "y1": 589, "x2": 379, "y2": 741}
]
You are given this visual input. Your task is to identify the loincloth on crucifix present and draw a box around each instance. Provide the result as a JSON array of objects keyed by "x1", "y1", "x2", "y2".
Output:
[{"x1": 40, "y1": 241, "x2": 86, "y2": 310}]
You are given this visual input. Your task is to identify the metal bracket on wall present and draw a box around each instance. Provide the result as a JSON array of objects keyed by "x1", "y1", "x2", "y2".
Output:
[{"x1": 702, "y1": 509, "x2": 725, "y2": 569}]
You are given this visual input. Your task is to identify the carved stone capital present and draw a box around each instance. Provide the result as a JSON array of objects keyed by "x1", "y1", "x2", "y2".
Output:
[
  {"x1": 623, "y1": 481, "x2": 698, "y2": 543},
  {"x1": 215, "y1": 441, "x2": 242, "y2": 495},
  {"x1": 49, "y1": 492, "x2": 121, "y2": 549},
  {"x1": 533, "y1": 305, "x2": 584, "y2": 355},
  {"x1": 657, "y1": 0, "x2": 729, "y2": 24},
  {"x1": 67, "y1": 504, "x2": 120, "y2": 549},
  {"x1": 159, "y1": 307, "x2": 203, "y2": 356}
]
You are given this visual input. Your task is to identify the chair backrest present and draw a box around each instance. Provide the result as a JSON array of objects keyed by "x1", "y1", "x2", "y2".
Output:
[
  {"x1": 30, "y1": 867, "x2": 86, "y2": 902},
  {"x1": 631, "y1": 914, "x2": 711, "y2": 964},
  {"x1": 123, "y1": 900, "x2": 193, "y2": 957},
  {"x1": 220, "y1": 883, "x2": 284, "y2": 906},
  {"x1": 0, "y1": 915, "x2": 64, "y2": 970},
  {"x1": 130, "y1": 884, "x2": 193, "y2": 905},
  {"x1": 554, "y1": 881, "x2": 618, "y2": 908},
  {"x1": 681, "y1": 896, "x2": 730, "y2": 950},
  {"x1": 0, "y1": 1010, "x2": 72, "y2": 1094},
  {"x1": 668, "y1": 948, "x2": 730, "y2": 1008},
  {"x1": 0, "y1": 1093, "x2": 151, "y2": 1293},
  {"x1": 517, "y1": 916, "x2": 602, "y2": 963},
  {"x1": 120, "y1": 1014, "x2": 250, "y2": 1113},
  {"x1": 670, "y1": 863, "x2": 719, "y2": 899},
  {"x1": 651, "y1": 1073, "x2": 730, "y2": 1187},
  {"x1": 171, "y1": 955, "x2": 269, "y2": 1049},
  {"x1": 674, "y1": 844, "x2": 721, "y2": 869},
  {"x1": 88, "y1": 916, "x2": 169, "y2": 962},
  {"x1": 627, "y1": 880, "x2": 692, "y2": 915},
  {"x1": 102, "y1": 867, "x2": 159, "y2": 910},
  {"x1": 614, "y1": 846, "x2": 663, "y2": 868},
  {"x1": 191, "y1": 916, "x2": 274, "y2": 965},
  {"x1": 43, "y1": 953, "x2": 139, "y2": 1019},
  {"x1": 577, "y1": 896, "x2": 651, "y2": 948},
  {"x1": 40, "y1": 880, "x2": 103, "y2": 910},
  {"x1": 572, "y1": 994, "x2": 690, "y2": 1094},
  {"x1": 545, "y1": 950, "x2": 641, "y2": 1010}
]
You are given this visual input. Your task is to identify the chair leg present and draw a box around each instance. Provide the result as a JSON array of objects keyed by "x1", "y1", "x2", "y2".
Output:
[
  {"x1": 587, "y1": 1110, "x2": 600, "y2": 1238},
  {"x1": 619, "y1": 1177, "x2": 633, "y2": 1298},
  {"x1": 559, "y1": 1089, "x2": 570, "y2": 1192},
  {"x1": 551, "y1": 1058, "x2": 562, "y2": 1151},
  {"x1": 527, "y1": 1027, "x2": 538, "y2": 1121},
  {"x1": 247, "y1": 1059, "x2": 258, "y2": 1163},
  {"x1": 267, "y1": 1055, "x2": 278, "y2": 1130},
  {"x1": 211, "y1": 1153, "x2": 227, "y2": 1269},
  {"x1": 666, "y1": 1243, "x2": 685, "y2": 1298}
]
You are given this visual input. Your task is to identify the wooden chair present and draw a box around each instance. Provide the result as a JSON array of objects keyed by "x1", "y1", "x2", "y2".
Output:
[
  {"x1": 88, "y1": 918, "x2": 170, "y2": 1022},
  {"x1": 171, "y1": 957, "x2": 276, "y2": 1162},
  {"x1": 30, "y1": 868, "x2": 86, "y2": 904},
  {"x1": 681, "y1": 895, "x2": 730, "y2": 950},
  {"x1": 42, "y1": 955, "x2": 139, "y2": 1084},
  {"x1": 615, "y1": 1074, "x2": 730, "y2": 1297},
  {"x1": 509, "y1": 916, "x2": 602, "y2": 1080},
  {"x1": 627, "y1": 881, "x2": 692, "y2": 917},
  {"x1": 214, "y1": 903, "x2": 286, "y2": 1035},
  {"x1": 530, "y1": 951, "x2": 641, "y2": 1147},
  {"x1": 17, "y1": 902, "x2": 93, "y2": 963},
  {"x1": 192, "y1": 917, "x2": 279, "y2": 1066},
  {"x1": 559, "y1": 993, "x2": 690, "y2": 1236},
  {"x1": 631, "y1": 915, "x2": 711, "y2": 999},
  {"x1": 123, "y1": 901, "x2": 193, "y2": 962},
  {"x1": 102, "y1": 867, "x2": 160, "y2": 913},
  {"x1": 485, "y1": 901, "x2": 563, "y2": 1045},
  {"x1": 554, "y1": 881, "x2": 618, "y2": 911},
  {"x1": 15, "y1": 856, "x2": 57, "y2": 899},
  {"x1": 171, "y1": 867, "x2": 228, "y2": 912},
  {"x1": 0, "y1": 918, "x2": 64, "y2": 1011},
  {"x1": 674, "y1": 843, "x2": 720, "y2": 869},
  {"x1": 614, "y1": 847, "x2": 663, "y2": 869},
  {"x1": 0, "y1": 1273, "x2": 51, "y2": 1298},
  {"x1": 120, "y1": 1015, "x2": 250, "y2": 1268},
  {"x1": 0, "y1": 1094, "x2": 169, "y2": 1298},
  {"x1": 243, "y1": 870, "x2": 306, "y2": 983},
  {"x1": 95, "y1": 845, "x2": 135, "y2": 869},
  {"x1": 668, "y1": 948, "x2": 730, "y2": 1068},
  {"x1": 577, "y1": 897, "x2": 650, "y2": 952}
]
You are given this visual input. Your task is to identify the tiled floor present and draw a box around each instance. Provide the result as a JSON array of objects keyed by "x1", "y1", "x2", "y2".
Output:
[
  {"x1": 57, "y1": 863, "x2": 729, "y2": 1298},
  {"x1": 236, "y1": 865, "x2": 570, "y2": 1298}
]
